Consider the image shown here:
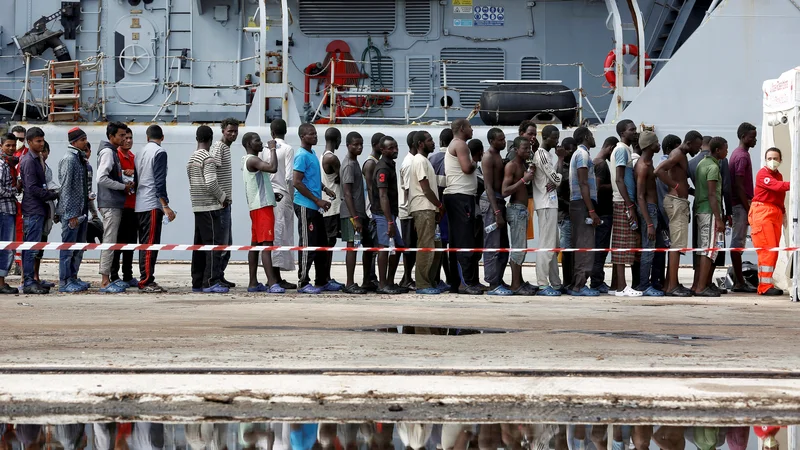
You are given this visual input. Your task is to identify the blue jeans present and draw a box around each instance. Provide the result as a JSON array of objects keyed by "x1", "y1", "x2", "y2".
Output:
[
  {"x1": 0, "y1": 213, "x2": 15, "y2": 277},
  {"x1": 22, "y1": 214, "x2": 45, "y2": 286},
  {"x1": 506, "y1": 203, "x2": 528, "y2": 265},
  {"x1": 60, "y1": 219, "x2": 88, "y2": 285},
  {"x1": 637, "y1": 203, "x2": 659, "y2": 291},
  {"x1": 558, "y1": 217, "x2": 573, "y2": 288},
  {"x1": 373, "y1": 214, "x2": 405, "y2": 247}
]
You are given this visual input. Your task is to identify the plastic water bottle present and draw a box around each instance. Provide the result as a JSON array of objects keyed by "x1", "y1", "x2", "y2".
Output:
[
  {"x1": 353, "y1": 230, "x2": 362, "y2": 247},
  {"x1": 434, "y1": 224, "x2": 442, "y2": 242},
  {"x1": 484, "y1": 222, "x2": 498, "y2": 233},
  {"x1": 585, "y1": 217, "x2": 604, "y2": 225},
  {"x1": 625, "y1": 207, "x2": 639, "y2": 230},
  {"x1": 318, "y1": 207, "x2": 326, "y2": 214},
  {"x1": 662, "y1": 230, "x2": 671, "y2": 248},
  {"x1": 163, "y1": 212, "x2": 174, "y2": 225},
  {"x1": 725, "y1": 225, "x2": 732, "y2": 236},
  {"x1": 389, "y1": 237, "x2": 396, "y2": 256},
  {"x1": 716, "y1": 232, "x2": 725, "y2": 249}
]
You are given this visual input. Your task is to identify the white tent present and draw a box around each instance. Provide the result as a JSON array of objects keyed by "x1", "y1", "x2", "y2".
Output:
[{"x1": 760, "y1": 67, "x2": 800, "y2": 301}]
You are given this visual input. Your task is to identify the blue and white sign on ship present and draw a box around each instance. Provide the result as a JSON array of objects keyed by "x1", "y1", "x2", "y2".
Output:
[{"x1": 473, "y1": 5, "x2": 504, "y2": 26}]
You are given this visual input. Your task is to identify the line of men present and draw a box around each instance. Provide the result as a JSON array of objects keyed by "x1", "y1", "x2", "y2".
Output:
[
  {"x1": 0, "y1": 117, "x2": 769, "y2": 297},
  {"x1": 0, "y1": 124, "x2": 175, "y2": 294},
  {"x1": 298, "y1": 119, "x2": 768, "y2": 298}
]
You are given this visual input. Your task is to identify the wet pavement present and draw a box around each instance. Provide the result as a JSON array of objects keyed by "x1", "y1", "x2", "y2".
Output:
[
  {"x1": 0, "y1": 422, "x2": 791, "y2": 450},
  {"x1": 0, "y1": 262, "x2": 797, "y2": 422}
]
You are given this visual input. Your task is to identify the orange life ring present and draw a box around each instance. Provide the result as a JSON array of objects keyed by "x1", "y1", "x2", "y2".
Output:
[{"x1": 603, "y1": 44, "x2": 653, "y2": 88}]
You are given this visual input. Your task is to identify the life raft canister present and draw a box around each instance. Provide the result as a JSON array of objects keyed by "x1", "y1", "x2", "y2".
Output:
[{"x1": 603, "y1": 44, "x2": 653, "y2": 88}]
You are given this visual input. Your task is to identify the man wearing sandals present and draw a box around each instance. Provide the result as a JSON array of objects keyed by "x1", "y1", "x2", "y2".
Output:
[
  {"x1": 501, "y1": 136, "x2": 537, "y2": 295},
  {"x1": 241, "y1": 132, "x2": 284, "y2": 294}
]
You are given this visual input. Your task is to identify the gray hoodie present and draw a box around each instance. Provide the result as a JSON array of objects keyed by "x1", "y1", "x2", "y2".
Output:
[{"x1": 96, "y1": 140, "x2": 127, "y2": 209}]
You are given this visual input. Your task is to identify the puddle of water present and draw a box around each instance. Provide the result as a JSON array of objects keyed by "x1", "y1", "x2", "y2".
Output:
[
  {"x1": 552, "y1": 330, "x2": 733, "y2": 346},
  {"x1": 0, "y1": 422, "x2": 791, "y2": 450},
  {"x1": 226, "y1": 325, "x2": 520, "y2": 335},
  {"x1": 353, "y1": 325, "x2": 518, "y2": 335}
]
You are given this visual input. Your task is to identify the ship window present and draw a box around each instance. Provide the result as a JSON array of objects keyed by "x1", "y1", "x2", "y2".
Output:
[
  {"x1": 407, "y1": 55, "x2": 433, "y2": 107},
  {"x1": 369, "y1": 55, "x2": 394, "y2": 107},
  {"x1": 440, "y1": 48, "x2": 505, "y2": 107},
  {"x1": 405, "y1": 0, "x2": 432, "y2": 37},
  {"x1": 521, "y1": 57, "x2": 542, "y2": 80},
  {"x1": 298, "y1": 1, "x2": 396, "y2": 36}
]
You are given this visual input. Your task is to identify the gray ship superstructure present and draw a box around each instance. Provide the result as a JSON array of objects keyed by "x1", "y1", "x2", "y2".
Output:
[{"x1": 0, "y1": 0, "x2": 799, "y2": 268}]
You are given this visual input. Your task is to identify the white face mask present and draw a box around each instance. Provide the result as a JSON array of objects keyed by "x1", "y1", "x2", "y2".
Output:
[
  {"x1": 767, "y1": 159, "x2": 781, "y2": 171},
  {"x1": 15, "y1": 139, "x2": 23, "y2": 151}
]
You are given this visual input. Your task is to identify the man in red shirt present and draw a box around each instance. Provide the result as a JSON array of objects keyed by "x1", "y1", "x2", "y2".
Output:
[{"x1": 110, "y1": 128, "x2": 138, "y2": 286}]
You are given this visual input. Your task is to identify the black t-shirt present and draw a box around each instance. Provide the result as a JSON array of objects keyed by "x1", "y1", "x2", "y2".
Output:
[
  {"x1": 370, "y1": 157, "x2": 399, "y2": 217},
  {"x1": 594, "y1": 159, "x2": 613, "y2": 216}
]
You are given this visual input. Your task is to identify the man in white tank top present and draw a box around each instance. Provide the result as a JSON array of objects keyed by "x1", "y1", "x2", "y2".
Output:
[
  {"x1": 442, "y1": 119, "x2": 483, "y2": 295},
  {"x1": 321, "y1": 128, "x2": 344, "y2": 290}
]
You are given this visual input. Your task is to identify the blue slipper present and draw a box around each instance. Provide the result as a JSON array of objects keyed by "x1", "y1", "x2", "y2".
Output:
[
  {"x1": 537, "y1": 286, "x2": 562, "y2": 296},
  {"x1": 642, "y1": 286, "x2": 665, "y2": 297},
  {"x1": 487, "y1": 285, "x2": 514, "y2": 296},
  {"x1": 59, "y1": 281, "x2": 85, "y2": 293},
  {"x1": 268, "y1": 283, "x2": 286, "y2": 293},
  {"x1": 112, "y1": 279, "x2": 130, "y2": 290},
  {"x1": 247, "y1": 283, "x2": 268, "y2": 292},
  {"x1": 417, "y1": 287, "x2": 441, "y2": 295},
  {"x1": 99, "y1": 283, "x2": 126, "y2": 293}
]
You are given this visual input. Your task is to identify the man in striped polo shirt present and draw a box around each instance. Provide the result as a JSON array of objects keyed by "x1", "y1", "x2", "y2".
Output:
[
  {"x1": 210, "y1": 118, "x2": 238, "y2": 287},
  {"x1": 187, "y1": 125, "x2": 228, "y2": 294}
]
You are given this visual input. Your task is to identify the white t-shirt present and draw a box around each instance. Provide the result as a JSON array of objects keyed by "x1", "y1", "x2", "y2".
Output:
[
  {"x1": 261, "y1": 138, "x2": 294, "y2": 195},
  {"x1": 409, "y1": 153, "x2": 439, "y2": 213},
  {"x1": 610, "y1": 142, "x2": 634, "y2": 203},
  {"x1": 399, "y1": 152, "x2": 414, "y2": 219},
  {"x1": 532, "y1": 147, "x2": 562, "y2": 210}
]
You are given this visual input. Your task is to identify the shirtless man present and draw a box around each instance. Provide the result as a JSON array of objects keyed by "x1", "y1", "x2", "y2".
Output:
[
  {"x1": 654, "y1": 130, "x2": 702, "y2": 296},
  {"x1": 360, "y1": 132, "x2": 384, "y2": 292},
  {"x1": 634, "y1": 131, "x2": 663, "y2": 296},
  {"x1": 480, "y1": 128, "x2": 511, "y2": 295},
  {"x1": 502, "y1": 137, "x2": 536, "y2": 294}
]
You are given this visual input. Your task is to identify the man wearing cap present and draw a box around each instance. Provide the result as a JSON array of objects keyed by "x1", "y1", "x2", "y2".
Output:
[
  {"x1": 634, "y1": 131, "x2": 664, "y2": 296},
  {"x1": 57, "y1": 127, "x2": 91, "y2": 292},
  {"x1": 96, "y1": 122, "x2": 134, "y2": 293}
]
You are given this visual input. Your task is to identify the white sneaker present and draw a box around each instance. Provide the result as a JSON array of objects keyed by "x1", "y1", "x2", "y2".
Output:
[{"x1": 615, "y1": 286, "x2": 643, "y2": 297}]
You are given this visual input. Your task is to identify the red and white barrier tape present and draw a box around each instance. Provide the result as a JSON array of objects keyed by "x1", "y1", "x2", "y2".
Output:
[{"x1": 1, "y1": 241, "x2": 796, "y2": 253}]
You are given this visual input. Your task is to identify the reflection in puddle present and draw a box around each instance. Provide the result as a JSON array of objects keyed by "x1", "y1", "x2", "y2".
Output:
[
  {"x1": 0, "y1": 423, "x2": 789, "y2": 450},
  {"x1": 353, "y1": 325, "x2": 518, "y2": 335}
]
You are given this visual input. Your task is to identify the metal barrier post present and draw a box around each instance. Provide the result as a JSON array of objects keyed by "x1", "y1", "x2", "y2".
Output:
[
  {"x1": 578, "y1": 64, "x2": 584, "y2": 125},
  {"x1": 442, "y1": 60, "x2": 449, "y2": 123},
  {"x1": 22, "y1": 53, "x2": 31, "y2": 121}
]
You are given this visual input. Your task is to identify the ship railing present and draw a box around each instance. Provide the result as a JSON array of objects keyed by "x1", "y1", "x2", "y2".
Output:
[
  {"x1": 313, "y1": 56, "x2": 608, "y2": 124},
  {"x1": 435, "y1": 59, "x2": 606, "y2": 125},
  {"x1": 306, "y1": 57, "x2": 423, "y2": 124}
]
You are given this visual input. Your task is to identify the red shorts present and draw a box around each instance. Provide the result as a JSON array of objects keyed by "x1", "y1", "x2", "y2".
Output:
[{"x1": 250, "y1": 206, "x2": 275, "y2": 243}]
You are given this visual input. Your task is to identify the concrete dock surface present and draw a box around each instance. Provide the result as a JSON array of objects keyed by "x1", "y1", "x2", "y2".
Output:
[{"x1": 1, "y1": 261, "x2": 798, "y2": 422}]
